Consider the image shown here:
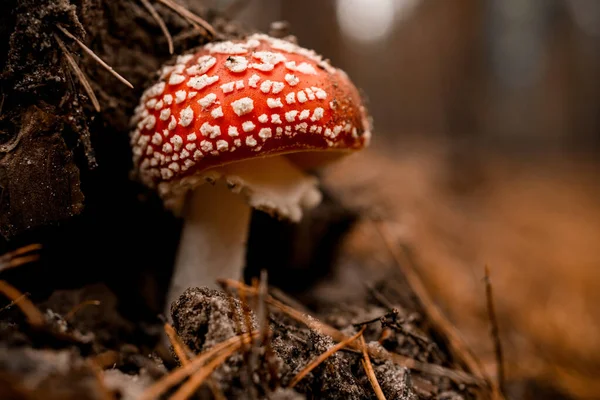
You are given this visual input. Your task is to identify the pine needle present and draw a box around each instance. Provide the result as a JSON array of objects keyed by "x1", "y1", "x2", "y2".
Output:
[
  {"x1": 169, "y1": 342, "x2": 243, "y2": 400},
  {"x1": 0, "y1": 255, "x2": 40, "y2": 272},
  {"x1": 0, "y1": 280, "x2": 44, "y2": 327},
  {"x1": 219, "y1": 279, "x2": 484, "y2": 386},
  {"x1": 155, "y1": 0, "x2": 216, "y2": 37},
  {"x1": 139, "y1": 331, "x2": 258, "y2": 400},
  {"x1": 0, "y1": 244, "x2": 42, "y2": 270},
  {"x1": 56, "y1": 24, "x2": 134, "y2": 88},
  {"x1": 54, "y1": 34, "x2": 101, "y2": 112},
  {"x1": 164, "y1": 322, "x2": 192, "y2": 365},
  {"x1": 485, "y1": 266, "x2": 506, "y2": 400},
  {"x1": 289, "y1": 326, "x2": 366, "y2": 388},
  {"x1": 64, "y1": 300, "x2": 101, "y2": 321},
  {"x1": 359, "y1": 333, "x2": 386, "y2": 400},
  {"x1": 373, "y1": 221, "x2": 489, "y2": 382},
  {"x1": 139, "y1": 0, "x2": 174, "y2": 54}
]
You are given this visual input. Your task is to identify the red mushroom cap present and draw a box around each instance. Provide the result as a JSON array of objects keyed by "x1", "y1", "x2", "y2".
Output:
[{"x1": 130, "y1": 34, "x2": 371, "y2": 192}]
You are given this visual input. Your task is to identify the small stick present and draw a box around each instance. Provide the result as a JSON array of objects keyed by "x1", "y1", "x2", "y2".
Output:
[
  {"x1": 359, "y1": 334, "x2": 386, "y2": 400},
  {"x1": 0, "y1": 280, "x2": 44, "y2": 327},
  {"x1": 54, "y1": 34, "x2": 101, "y2": 112},
  {"x1": 64, "y1": 300, "x2": 101, "y2": 321},
  {"x1": 139, "y1": 331, "x2": 258, "y2": 400},
  {"x1": 353, "y1": 314, "x2": 386, "y2": 328},
  {"x1": 56, "y1": 25, "x2": 134, "y2": 88},
  {"x1": 289, "y1": 326, "x2": 366, "y2": 388},
  {"x1": 139, "y1": 0, "x2": 174, "y2": 54},
  {"x1": 484, "y1": 266, "x2": 506, "y2": 398},
  {"x1": 156, "y1": 0, "x2": 216, "y2": 37},
  {"x1": 164, "y1": 322, "x2": 192, "y2": 365}
]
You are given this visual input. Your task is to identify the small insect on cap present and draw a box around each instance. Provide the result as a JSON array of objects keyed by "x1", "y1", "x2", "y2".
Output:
[{"x1": 130, "y1": 33, "x2": 371, "y2": 200}]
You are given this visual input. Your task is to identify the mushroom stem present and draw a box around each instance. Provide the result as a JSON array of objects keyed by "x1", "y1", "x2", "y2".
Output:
[
  {"x1": 164, "y1": 155, "x2": 323, "y2": 317},
  {"x1": 166, "y1": 182, "x2": 252, "y2": 311}
]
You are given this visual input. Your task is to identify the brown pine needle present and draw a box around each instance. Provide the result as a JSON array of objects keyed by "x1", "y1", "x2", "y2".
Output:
[
  {"x1": 373, "y1": 221, "x2": 489, "y2": 383},
  {"x1": 56, "y1": 25, "x2": 134, "y2": 88},
  {"x1": 289, "y1": 326, "x2": 366, "y2": 388},
  {"x1": 139, "y1": 331, "x2": 258, "y2": 400},
  {"x1": 139, "y1": 0, "x2": 174, "y2": 54},
  {"x1": 484, "y1": 266, "x2": 506, "y2": 399},
  {"x1": 359, "y1": 334, "x2": 386, "y2": 400},
  {"x1": 0, "y1": 243, "x2": 42, "y2": 272},
  {"x1": 0, "y1": 255, "x2": 40, "y2": 272},
  {"x1": 256, "y1": 270, "x2": 269, "y2": 343},
  {"x1": 64, "y1": 300, "x2": 101, "y2": 321},
  {"x1": 156, "y1": 0, "x2": 216, "y2": 37},
  {"x1": 0, "y1": 243, "x2": 42, "y2": 262},
  {"x1": 219, "y1": 279, "x2": 484, "y2": 386},
  {"x1": 55, "y1": 34, "x2": 101, "y2": 112},
  {"x1": 0, "y1": 280, "x2": 44, "y2": 327},
  {"x1": 164, "y1": 322, "x2": 191, "y2": 365},
  {"x1": 169, "y1": 341, "x2": 244, "y2": 400}
]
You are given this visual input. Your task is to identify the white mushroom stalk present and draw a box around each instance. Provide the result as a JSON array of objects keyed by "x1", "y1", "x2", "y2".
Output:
[
  {"x1": 128, "y1": 34, "x2": 372, "y2": 315},
  {"x1": 166, "y1": 155, "x2": 321, "y2": 309}
]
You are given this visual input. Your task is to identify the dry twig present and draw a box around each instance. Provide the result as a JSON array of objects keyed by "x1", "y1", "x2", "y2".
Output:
[
  {"x1": 373, "y1": 221, "x2": 489, "y2": 382},
  {"x1": 56, "y1": 24, "x2": 134, "y2": 88},
  {"x1": 289, "y1": 326, "x2": 366, "y2": 388},
  {"x1": 54, "y1": 34, "x2": 101, "y2": 112},
  {"x1": 484, "y1": 266, "x2": 506, "y2": 399},
  {"x1": 0, "y1": 280, "x2": 44, "y2": 327},
  {"x1": 359, "y1": 333, "x2": 386, "y2": 400},
  {"x1": 139, "y1": 0, "x2": 174, "y2": 54}
]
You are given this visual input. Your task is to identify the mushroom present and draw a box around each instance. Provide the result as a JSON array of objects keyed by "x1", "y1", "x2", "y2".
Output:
[{"x1": 129, "y1": 34, "x2": 372, "y2": 311}]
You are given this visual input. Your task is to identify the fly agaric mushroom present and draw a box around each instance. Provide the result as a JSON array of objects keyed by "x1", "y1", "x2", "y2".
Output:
[{"x1": 130, "y1": 34, "x2": 371, "y2": 309}]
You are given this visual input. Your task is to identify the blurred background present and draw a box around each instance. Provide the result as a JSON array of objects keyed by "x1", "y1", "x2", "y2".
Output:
[{"x1": 220, "y1": 1, "x2": 600, "y2": 398}]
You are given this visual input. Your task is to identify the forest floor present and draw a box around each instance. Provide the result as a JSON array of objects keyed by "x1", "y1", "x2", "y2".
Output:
[{"x1": 0, "y1": 1, "x2": 597, "y2": 399}]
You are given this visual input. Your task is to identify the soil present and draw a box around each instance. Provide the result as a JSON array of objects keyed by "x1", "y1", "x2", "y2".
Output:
[{"x1": 0, "y1": 1, "x2": 491, "y2": 399}]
